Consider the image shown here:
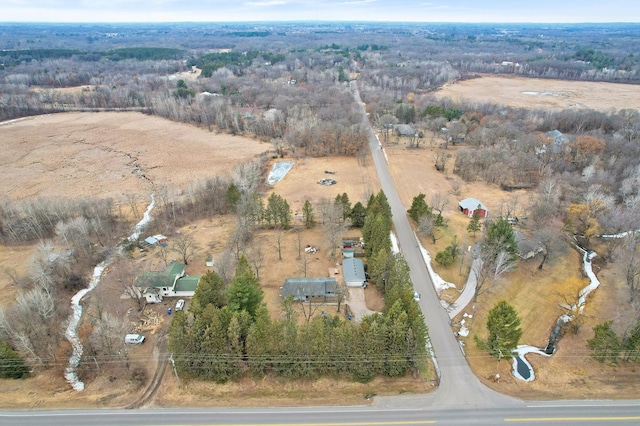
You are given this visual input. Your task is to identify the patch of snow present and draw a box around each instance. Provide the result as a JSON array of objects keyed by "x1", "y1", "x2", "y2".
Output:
[
  {"x1": 578, "y1": 250, "x2": 600, "y2": 310},
  {"x1": 267, "y1": 161, "x2": 295, "y2": 185},
  {"x1": 417, "y1": 239, "x2": 456, "y2": 292},
  {"x1": 66, "y1": 195, "x2": 156, "y2": 391},
  {"x1": 390, "y1": 231, "x2": 400, "y2": 254}
]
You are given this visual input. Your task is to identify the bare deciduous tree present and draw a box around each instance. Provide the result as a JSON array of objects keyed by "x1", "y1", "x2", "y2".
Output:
[{"x1": 171, "y1": 233, "x2": 200, "y2": 265}]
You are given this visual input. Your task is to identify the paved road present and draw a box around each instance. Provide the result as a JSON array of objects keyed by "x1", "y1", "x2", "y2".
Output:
[
  {"x1": 3, "y1": 400, "x2": 640, "y2": 425},
  {"x1": 447, "y1": 257, "x2": 481, "y2": 319},
  {"x1": 350, "y1": 81, "x2": 518, "y2": 408}
]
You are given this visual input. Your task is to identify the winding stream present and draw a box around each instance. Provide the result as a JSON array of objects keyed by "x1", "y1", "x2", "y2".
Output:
[
  {"x1": 512, "y1": 248, "x2": 600, "y2": 381},
  {"x1": 64, "y1": 195, "x2": 155, "y2": 391}
]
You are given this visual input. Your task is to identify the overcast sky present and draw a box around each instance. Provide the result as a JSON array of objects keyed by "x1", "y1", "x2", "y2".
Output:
[{"x1": 2, "y1": 0, "x2": 639, "y2": 23}]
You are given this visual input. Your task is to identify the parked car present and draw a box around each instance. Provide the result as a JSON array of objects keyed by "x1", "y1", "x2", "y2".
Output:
[
  {"x1": 124, "y1": 334, "x2": 145, "y2": 344},
  {"x1": 176, "y1": 299, "x2": 185, "y2": 311},
  {"x1": 413, "y1": 292, "x2": 421, "y2": 301}
]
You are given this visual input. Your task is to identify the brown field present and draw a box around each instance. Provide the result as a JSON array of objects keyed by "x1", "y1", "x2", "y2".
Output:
[
  {"x1": 433, "y1": 75, "x2": 640, "y2": 111},
  {"x1": 0, "y1": 111, "x2": 269, "y2": 201}
]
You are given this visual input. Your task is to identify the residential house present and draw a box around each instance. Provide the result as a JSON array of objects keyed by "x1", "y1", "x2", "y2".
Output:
[
  {"x1": 343, "y1": 257, "x2": 367, "y2": 287},
  {"x1": 281, "y1": 277, "x2": 338, "y2": 302},
  {"x1": 459, "y1": 198, "x2": 489, "y2": 218},
  {"x1": 135, "y1": 262, "x2": 201, "y2": 303}
]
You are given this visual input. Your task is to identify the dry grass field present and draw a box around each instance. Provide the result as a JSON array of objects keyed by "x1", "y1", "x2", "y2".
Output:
[
  {"x1": 0, "y1": 111, "x2": 269, "y2": 201},
  {"x1": 433, "y1": 75, "x2": 640, "y2": 111}
]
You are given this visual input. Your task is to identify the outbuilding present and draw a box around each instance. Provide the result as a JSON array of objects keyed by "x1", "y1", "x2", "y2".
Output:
[
  {"x1": 458, "y1": 198, "x2": 489, "y2": 218},
  {"x1": 343, "y1": 258, "x2": 367, "y2": 288}
]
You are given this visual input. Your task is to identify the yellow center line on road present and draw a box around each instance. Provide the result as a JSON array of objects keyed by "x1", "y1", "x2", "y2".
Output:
[{"x1": 505, "y1": 416, "x2": 640, "y2": 422}]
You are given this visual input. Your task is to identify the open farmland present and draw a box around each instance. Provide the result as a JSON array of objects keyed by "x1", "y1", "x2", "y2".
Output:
[
  {"x1": 433, "y1": 75, "x2": 640, "y2": 111},
  {"x1": 0, "y1": 112, "x2": 269, "y2": 201}
]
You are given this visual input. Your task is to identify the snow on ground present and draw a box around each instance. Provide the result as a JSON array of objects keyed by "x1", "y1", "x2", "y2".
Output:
[
  {"x1": 417, "y1": 238, "x2": 456, "y2": 293},
  {"x1": 578, "y1": 251, "x2": 600, "y2": 310},
  {"x1": 66, "y1": 195, "x2": 156, "y2": 391},
  {"x1": 390, "y1": 231, "x2": 400, "y2": 254},
  {"x1": 512, "y1": 345, "x2": 552, "y2": 382},
  {"x1": 267, "y1": 161, "x2": 295, "y2": 185}
]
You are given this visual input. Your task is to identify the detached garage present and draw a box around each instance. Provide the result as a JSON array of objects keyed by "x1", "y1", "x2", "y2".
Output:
[
  {"x1": 343, "y1": 258, "x2": 366, "y2": 287},
  {"x1": 459, "y1": 198, "x2": 489, "y2": 218}
]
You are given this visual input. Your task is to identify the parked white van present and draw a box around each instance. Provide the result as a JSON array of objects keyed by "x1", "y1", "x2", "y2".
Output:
[{"x1": 124, "y1": 334, "x2": 145, "y2": 344}]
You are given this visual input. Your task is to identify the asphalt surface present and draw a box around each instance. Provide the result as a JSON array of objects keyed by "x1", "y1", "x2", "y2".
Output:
[{"x1": 3, "y1": 401, "x2": 640, "y2": 425}]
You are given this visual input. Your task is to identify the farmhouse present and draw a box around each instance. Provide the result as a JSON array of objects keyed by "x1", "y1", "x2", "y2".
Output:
[
  {"x1": 458, "y1": 198, "x2": 489, "y2": 218},
  {"x1": 135, "y1": 262, "x2": 201, "y2": 303},
  {"x1": 281, "y1": 277, "x2": 338, "y2": 302},
  {"x1": 343, "y1": 257, "x2": 367, "y2": 287}
]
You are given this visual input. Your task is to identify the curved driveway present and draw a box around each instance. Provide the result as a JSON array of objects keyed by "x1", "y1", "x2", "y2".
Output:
[{"x1": 351, "y1": 82, "x2": 520, "y2": 409}]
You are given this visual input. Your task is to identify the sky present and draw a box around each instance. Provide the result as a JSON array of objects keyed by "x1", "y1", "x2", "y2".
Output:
[{"x1": 2, "y1": 0, "x2": 639, "y2": 23}]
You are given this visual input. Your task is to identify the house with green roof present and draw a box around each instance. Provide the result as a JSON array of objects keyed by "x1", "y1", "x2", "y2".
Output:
[{"x1": 135, "y1": 262, "x2": 201, "y2": 303}]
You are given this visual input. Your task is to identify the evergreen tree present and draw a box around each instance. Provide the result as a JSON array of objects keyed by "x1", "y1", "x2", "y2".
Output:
[
  {"x1": 190, "y1": 270, "x2": 226, "y2": 314},
  {"x1": 407, "y1": 193, "x2": 432, "y2": 223},
  {"x1": 246, "y1": 305, "x2": 273, "y2": 375},
  {"x1": 479, "y1": 300, "x2": 522, "y2": 360},
  {"x1": 369, "y1": 248, "x2": 392, "y2": 294},
  {"x1": 302, "y1": 199, "x2": 316, "y2": 229},
  {"x1": 588, "y1": 321, "x2": 622, "y2": 363},
  {"x1": 335, "y1": 193, "x2": 351, "y2": 221},
  {"x1": 225, "y1": 256, "x2": 264, "y2": 318},
  {"x1": 484, "y1": 218, "x2": 518, "y2": 257},
  {"x1": 226, "y1": 183, "x2": 241, "y2": 213},
  {"x1": 624, "y1": 320, "x2": 640, "y2": 363},
  {"x1": 467, "y1": 211, "x2": 481, "y2": 236},
  {"x1": 350, "y1": 201, "x2": 366, "y2": 228},
  {"x1": 265, "y1": 193, "x2": 290, "y2": 228},
  {"x1": 0, "y1": 341, "x2": 29, "y2": 379}
]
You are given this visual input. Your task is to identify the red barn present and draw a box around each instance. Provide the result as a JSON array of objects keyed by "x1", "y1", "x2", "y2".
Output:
[{"x1": 459, "y1": 198, "x2": 489, "y2": 218}]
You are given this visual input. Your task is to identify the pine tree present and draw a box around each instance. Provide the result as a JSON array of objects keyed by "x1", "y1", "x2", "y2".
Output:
[
  {"x1": 588, "y1": 321, "x2": 622, "y2": 363},
  {"x1": 302, "y1": 199, "x2": 316, "y2": 229},
  {"x1": 484, "y1": 218, "x2": 518, "y2": 257},
  {"x1": 482, "y1": 300, "x2": 522, "y2": 360},
  {"x1": 0, "y1": 341, "x2": 29, "y2": 379},
  {"x1": 190, "y1": 270, "x2": 226, "y2": 314},
  {"x1": 467, "y1": 211, "x2": 481, "y2": 236},
  {"x1": 225, "y1": 256, "x2": 264, "y2": 318},
  {"x1": 350, "y1": 201, "x2": 366, "y2": 227},
  {"x1": 407, "y1": 193, "x2": 432, "y2": 223},
  {"x1": 226, "y1": 183, "x2": 241, "y2": 213}
]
